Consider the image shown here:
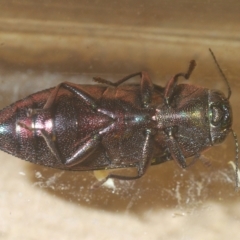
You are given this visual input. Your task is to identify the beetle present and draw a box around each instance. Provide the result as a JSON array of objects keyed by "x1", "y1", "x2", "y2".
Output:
[{"x1": 0, "y1": 49, "x2": 238, "y2": 187}]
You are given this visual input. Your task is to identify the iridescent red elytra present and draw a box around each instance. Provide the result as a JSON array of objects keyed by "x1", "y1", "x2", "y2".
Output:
[{"x1": 0, "y1": 49, "x2": 238, "y2": 187}]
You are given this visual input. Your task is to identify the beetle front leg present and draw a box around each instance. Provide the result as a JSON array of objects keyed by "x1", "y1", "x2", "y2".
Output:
[
  {"x1": 164, "y1": 60, "x2": 196, "y2": 106},
  {"x1": 163, "y1": 129, "x2": 205, "y2": 169},
  {"x1": 93, "y1": 129, "x2": 154, "y2": 187},
  {"x1": 93, "y1": 71, "x2": 153, "y2": 108},
  {"x1": 164, "y1": 128, "x2": 187, "y2": 169}
]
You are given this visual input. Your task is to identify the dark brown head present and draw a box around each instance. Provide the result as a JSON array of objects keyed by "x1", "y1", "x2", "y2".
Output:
[{"x1": 208, "y1": 90, "x2": 232, "y2": 145}]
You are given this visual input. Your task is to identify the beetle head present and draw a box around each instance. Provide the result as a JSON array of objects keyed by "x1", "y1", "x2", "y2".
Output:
[{"x1": 208, "y1": 90, "x2": 232, "y2": 145}]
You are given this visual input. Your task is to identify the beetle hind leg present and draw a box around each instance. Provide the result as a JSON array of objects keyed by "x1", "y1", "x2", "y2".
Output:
[
  {"x1": 62, "y1": 133, "x2": 102, "y2": 167},
  {"x1": 18, "y1": 120, "x2": 105, "y2": 168},
  {"x1": 44, "y1": 82, "x2": 98, "y2": 110},
  {"x1": 62, "y1": 122, "x2": 115, "y2": 167}
]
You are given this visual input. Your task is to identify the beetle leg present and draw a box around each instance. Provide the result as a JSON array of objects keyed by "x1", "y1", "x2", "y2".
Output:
[
  {"x1": 93, "y1": 71, "x2": 153, "y2": 108},
  {"x1": 22, "y1": 82, "x2": 99, "y2": 163},
  {"x1": 164, "y1": 131, "x2": 207, "y2": 169},
  {"x1": 18, "y1": 124, "x2": 103, "y2": 167},
  {"x1": 18, "y1": 111, "x2": 115, "y2": 167},
  {"x1": 63, "y1": 133, "x2": 101, "y2": 167},
  {"x1": 164, "y1": 60, "x2": 196, "y2": 106},
  {"x1": 164, "y1": 128, "x2": 187, "y2": 169},
  {"x1": 19, "y1": 121, "x2": 101, "y2": 166},
  {"x1": 63, "y1": 122, "x2": 115, "y2": 167},
  {"x1": 44, "y1": 82, "x2": 97, "y2": 110},
  {"x1": 93, "y1": 72, "x2": 142, "y2": 87},
  {"x1": 92, "y1": 129, "x2": 153, "y2": 187}
]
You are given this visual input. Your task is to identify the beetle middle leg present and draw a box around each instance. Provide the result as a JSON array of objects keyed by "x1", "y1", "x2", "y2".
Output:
[{"x1": 93, "y1": 129, "x2": 154, "y2": 187}]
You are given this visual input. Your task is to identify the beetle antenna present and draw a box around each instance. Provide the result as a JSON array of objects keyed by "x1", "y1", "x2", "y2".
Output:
[
  {"x1": 209, "y1": 48, "x2": 231, "y2": 99},
  {"x1": 231, "y1": 130, "x2": 239, "y2": 191}
]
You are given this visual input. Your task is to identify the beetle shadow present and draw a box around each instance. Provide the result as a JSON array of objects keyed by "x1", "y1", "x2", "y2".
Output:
[{"x1": 27, "y1": 147, "x2": 240, "y2": 216}]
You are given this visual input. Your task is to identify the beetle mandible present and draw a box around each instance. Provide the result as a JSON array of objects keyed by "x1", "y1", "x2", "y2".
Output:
[{"x1": 0, "y1": 49, "x2": 238, "y2": 187}]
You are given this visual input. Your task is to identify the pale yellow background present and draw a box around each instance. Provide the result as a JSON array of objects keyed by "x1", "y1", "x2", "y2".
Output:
[{"x1": 0, "y1": 1, "x2": 240, "y2": 239}]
